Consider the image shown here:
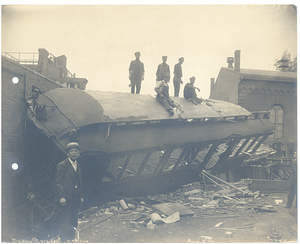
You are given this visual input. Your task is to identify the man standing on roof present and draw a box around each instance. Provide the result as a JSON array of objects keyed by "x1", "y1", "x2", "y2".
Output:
[
  {"x1": 156, "y1": 56, "x2": 170, "y2": 83},
  {"x1": 173, "y1": 57, "x2": 184, "y2": 97},
  {"x1": 55, "y1": 142, "x2": 84, "y2": 242},
  {"x1": 129, "y1": 51, "x2": 145, "y2": 94},
  {"x1": 184, "y1": 76, "x2": 203, "y2": 105},
  {"x1": 155, "y1": 72, "x2": 175, "y2": 116}
]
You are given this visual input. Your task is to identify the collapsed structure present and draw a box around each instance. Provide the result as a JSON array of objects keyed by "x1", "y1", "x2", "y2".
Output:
[
  {"x1": 25, "y1": 87, "x2": 274, "y2": 234},
  {"x1": 2, "y1": 48, "x2": 281, "y2": 241}
]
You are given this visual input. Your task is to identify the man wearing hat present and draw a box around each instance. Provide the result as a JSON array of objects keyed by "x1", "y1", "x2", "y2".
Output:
[
  {"x1": 183, "y1": 76, "x2": 203, "y2": 105},
  {"x1": 156, "y1": 56, "x2": 170, "y2": 83},
  {"x1": 173, "y1": 57, "x2": 184, "y2": 97},
  {"x1": 55, "y1": 142, "x2": 84, "y2": 242},
  {"x1": 129, "y1": 51, "x2": 145, "y2": 94}
]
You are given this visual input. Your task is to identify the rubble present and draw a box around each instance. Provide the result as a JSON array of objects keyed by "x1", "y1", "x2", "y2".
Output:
[{"x1": 75, "y1": 176, "x2": 295, "y2": 243}]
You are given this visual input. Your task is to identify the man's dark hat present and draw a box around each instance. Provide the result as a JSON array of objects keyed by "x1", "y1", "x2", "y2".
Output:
[
  {"x1": 135, "y1": 51, "x2": 141, "y2": 55},
  {"x1": 66, "y1": 142, "x2": 81, "y2": 151},
  {"x1": 179, "y1": 57, "x2": 184, "y2": 61},
  {"x1": 190, "y1": 76, "x2": 195, "y2": 80},
  {"x1": 162, "y1": 56, "x2": 167, "y2": 58}
]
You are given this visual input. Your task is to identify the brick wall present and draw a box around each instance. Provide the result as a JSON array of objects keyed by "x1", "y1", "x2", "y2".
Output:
[
  {"x1": 238, "y1": 79, "x2": 297, "y2": 156},
  {"x1": 1, "y1": 57, "x2": 62, "y2": 241}
]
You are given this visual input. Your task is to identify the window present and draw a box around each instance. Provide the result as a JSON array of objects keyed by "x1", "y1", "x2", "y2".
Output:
[{"x1": 270, "y1": 105, "x2": 284, "y2": 139}]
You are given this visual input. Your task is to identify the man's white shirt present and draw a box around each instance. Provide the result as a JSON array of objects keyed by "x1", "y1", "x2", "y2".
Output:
[{"x1": 68, "y1": 158, "x2": 77, "y2": 172}]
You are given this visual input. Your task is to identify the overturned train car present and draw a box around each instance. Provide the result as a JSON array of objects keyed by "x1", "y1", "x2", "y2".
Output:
[{"x1": 25, "y1": 88, "x2": 274, "y2": 222}]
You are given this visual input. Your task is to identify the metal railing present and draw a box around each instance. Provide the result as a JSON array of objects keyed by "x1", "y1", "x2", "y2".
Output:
[
  {"x1": 2, "y1": 51, "x2": 75, "y2": 78},
  {"x1": 2, "y1": 52, "x2": 39, "y2": 65}
]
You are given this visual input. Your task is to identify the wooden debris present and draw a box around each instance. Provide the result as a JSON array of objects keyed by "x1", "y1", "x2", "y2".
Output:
[
  {"x1": 153, "y1": 202, "x2": 195, "y2": 216},
  {"x1": 214, "y1": 222, "x2": 223, "y2": 227},
  {"x1": 202, "y1": 171, "x2": 247, "y2": 194}
]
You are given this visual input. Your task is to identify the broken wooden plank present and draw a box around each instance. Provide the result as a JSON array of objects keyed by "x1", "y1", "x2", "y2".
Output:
[
  {"x1": 153, "y1": 202, "x2": 195, "y2": 216},
  {"x1": 202, "y1": 170, "x2": 246, "y2": 194}
]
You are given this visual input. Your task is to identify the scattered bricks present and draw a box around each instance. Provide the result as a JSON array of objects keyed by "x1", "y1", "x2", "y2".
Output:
[
  {"x1": 104, "y1": 208, "x2": 113, "y2": 215},
  {"x1": 146, "y1": 220, "x2": 157, "y2": 230},
  {"x1": 188, "y1": 197, "x2": 204, "y2": 201},
  {"x1": 120, "y1": 199, "x2": 129, "y2": 210},
  {"x1": 136, "y1": 206, "x2": 145, "y2": 212},
  {"x1": 127, "y1": 203, "x2": 136, "y2": 210},
  {"x1": 110, "y1": 206, "x2": 119, "y2": 212},
  {"x1": 225, "y1": 231, "x2": 233, "y2": 237},
  {"x1": 183, "y1": 189, "x2": 202, "y2": 196},
  {"x1": 214, "y1": 222, "x2": 223, "y2": 228},
  {"x1": 138, "y1": 220, "x2": 146, "y2": 226}
]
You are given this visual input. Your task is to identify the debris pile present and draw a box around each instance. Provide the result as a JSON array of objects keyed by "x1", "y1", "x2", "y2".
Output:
[{"x1": 78, "y1": 174, "x2": 287, "y2": 234}]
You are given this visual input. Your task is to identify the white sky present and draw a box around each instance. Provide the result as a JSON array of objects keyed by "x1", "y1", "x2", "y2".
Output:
[{"x1": 1, "y1": 4, "x2": 297, "y2": 98}]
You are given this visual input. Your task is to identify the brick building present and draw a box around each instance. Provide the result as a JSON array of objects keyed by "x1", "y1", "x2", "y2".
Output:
[
  {"x1": 210, "y1": 50, "x2": 297, "y2": 158},
  {"x1": 1, "y1": 49, "x2": 89, "y2": 241}
]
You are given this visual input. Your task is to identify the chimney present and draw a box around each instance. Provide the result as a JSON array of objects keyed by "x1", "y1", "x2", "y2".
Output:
[
  {"x1": 227, "y1": 57, "x2": 234, "y2": 68},
  {"x1": 234, "y1": 50, "x2": 241, "y2": 72},
  {"x1": 210, "y1": 78, "x2": 215, "y2": 96},
  {"x1": 38, "y1": 48, "x2": 49, "y2": 76},
  {"x1": 278, "y1": 58, "x2": 289, "y2": 72}
]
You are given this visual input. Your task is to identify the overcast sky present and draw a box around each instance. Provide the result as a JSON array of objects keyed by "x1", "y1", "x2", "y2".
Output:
[{"x1": 2, "y1": 4, "x2": 297, "y2": 98}]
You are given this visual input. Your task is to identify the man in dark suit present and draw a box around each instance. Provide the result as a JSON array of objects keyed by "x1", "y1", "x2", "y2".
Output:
[
  {"x1": 129, "y1": 51, "x2": 145, "y2": 94},
  {"x1": 55, "y1": 142, "x2": 84, "y2": 242},
  {"x1": 173, "y1": 57, "x2": 184, "y2": 97}
]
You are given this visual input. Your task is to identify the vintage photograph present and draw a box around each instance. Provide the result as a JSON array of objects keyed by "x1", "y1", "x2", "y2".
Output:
[{"x1": 1, "y1": 4, "x2": 297, "y2": 243}]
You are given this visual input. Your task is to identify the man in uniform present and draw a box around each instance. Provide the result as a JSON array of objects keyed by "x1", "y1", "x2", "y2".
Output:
[
  {"x1": 156, "y1": 56, "x2": 170, "y2": 83},
  {"x1": 155, "y1": 73, "x2": 175, "y2": 116},
  {"x1": 129, "y1": 51, "x2": 145, "y2": 94},
  {"x1": 55, "y1": 142, "x2": 84, "y2": 242},
  {"x1": 184, "y1": 76, "x2": 203, "y2": 105},
  {"x1": 173, "y1": 57, "x2": 184, "y2": 97}
]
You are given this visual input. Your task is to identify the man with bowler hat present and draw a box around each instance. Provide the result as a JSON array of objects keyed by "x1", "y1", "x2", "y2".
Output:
[
  {"x1": 129, "y1": 51, "x2": 145, "y2": 94},
  {"x1": 156, "y1": 56, "x2": 170, "y2": 83},
  {"x1": 55, "y1": 142, "x2": 84, "y2": 242},
  {"x1": 173, "y1": 57, "x2": 184, "y2": 97}
]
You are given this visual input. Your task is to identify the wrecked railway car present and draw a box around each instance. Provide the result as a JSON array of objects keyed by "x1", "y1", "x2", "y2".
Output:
[{"x1": 25, "y1": 88, "x2": 274, "y2": 232}]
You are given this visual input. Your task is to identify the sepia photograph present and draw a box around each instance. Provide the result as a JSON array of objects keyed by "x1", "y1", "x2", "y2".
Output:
[{"x1": 1, "y1": 3, "x2": 297, "y2": 243}]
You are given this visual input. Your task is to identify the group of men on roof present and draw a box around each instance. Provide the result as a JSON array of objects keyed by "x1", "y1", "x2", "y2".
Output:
[{"x1": 129, "y1": 51, "x2": 203, "y2": 115}]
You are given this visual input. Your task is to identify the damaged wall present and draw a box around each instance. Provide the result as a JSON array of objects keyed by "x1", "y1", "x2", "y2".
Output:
[{"x1": 1, "y1": 56, "x2": 62, "y2": 241}]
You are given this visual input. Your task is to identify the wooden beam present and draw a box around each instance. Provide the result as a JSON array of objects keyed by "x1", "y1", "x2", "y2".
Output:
[
  {"x1": 250, "y1": 135, "x2": 268, "y2": 153},
  {"x1": 244, "y1": 135, "x2": 260, "y2": 152},
  {"x1": 117, "y1": 155, "x2": 132, "y2": 182},
  {"x1": 137, "y1": 152, "x2": 152, "y2": 177},
  {"x1": 155, "y1": 149, "x2": 173, "y2": 174},
  {"x1": 188, "y1": 146, "x2": 202, "y2": 167},
  {"x1": 234, "y1": 137, "x2": 251, "y2": 156},
  {"x1": 173, "y1": 148, "x2": 189, "y2": 171},
  {"x1": 200, "y1": 142, "x2": 221, "y2": 167}
]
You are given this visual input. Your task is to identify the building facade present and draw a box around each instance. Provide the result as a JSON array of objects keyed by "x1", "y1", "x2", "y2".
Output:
[
  {"x1": 1, "y1": 49, "x2": 89, "y2": 241},
  {"x1": 210, "y1": 50, "x2": 297, "y2": 158}
]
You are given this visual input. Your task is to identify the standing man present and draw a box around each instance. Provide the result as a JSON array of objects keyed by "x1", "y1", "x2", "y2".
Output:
[
  {"x1": 55, "y1": 142, "x2": 84, "y2": 242},
  {"x1": 129, "y1": 51, "x2": 145, "y2": 94},
  {"x1": 173, "y1": 57, "x2": 184, "y2": 97},
  {"x1": 156, "y1": 56, "x2": 170, "y2": 83},
  {"x1": 184, "y1": 76, "x2": 203, "y2": 105}
]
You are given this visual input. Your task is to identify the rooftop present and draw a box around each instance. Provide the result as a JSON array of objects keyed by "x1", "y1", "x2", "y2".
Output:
[{"x1": 224, "y1": 67, "x2": 297, "y2": 82}]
